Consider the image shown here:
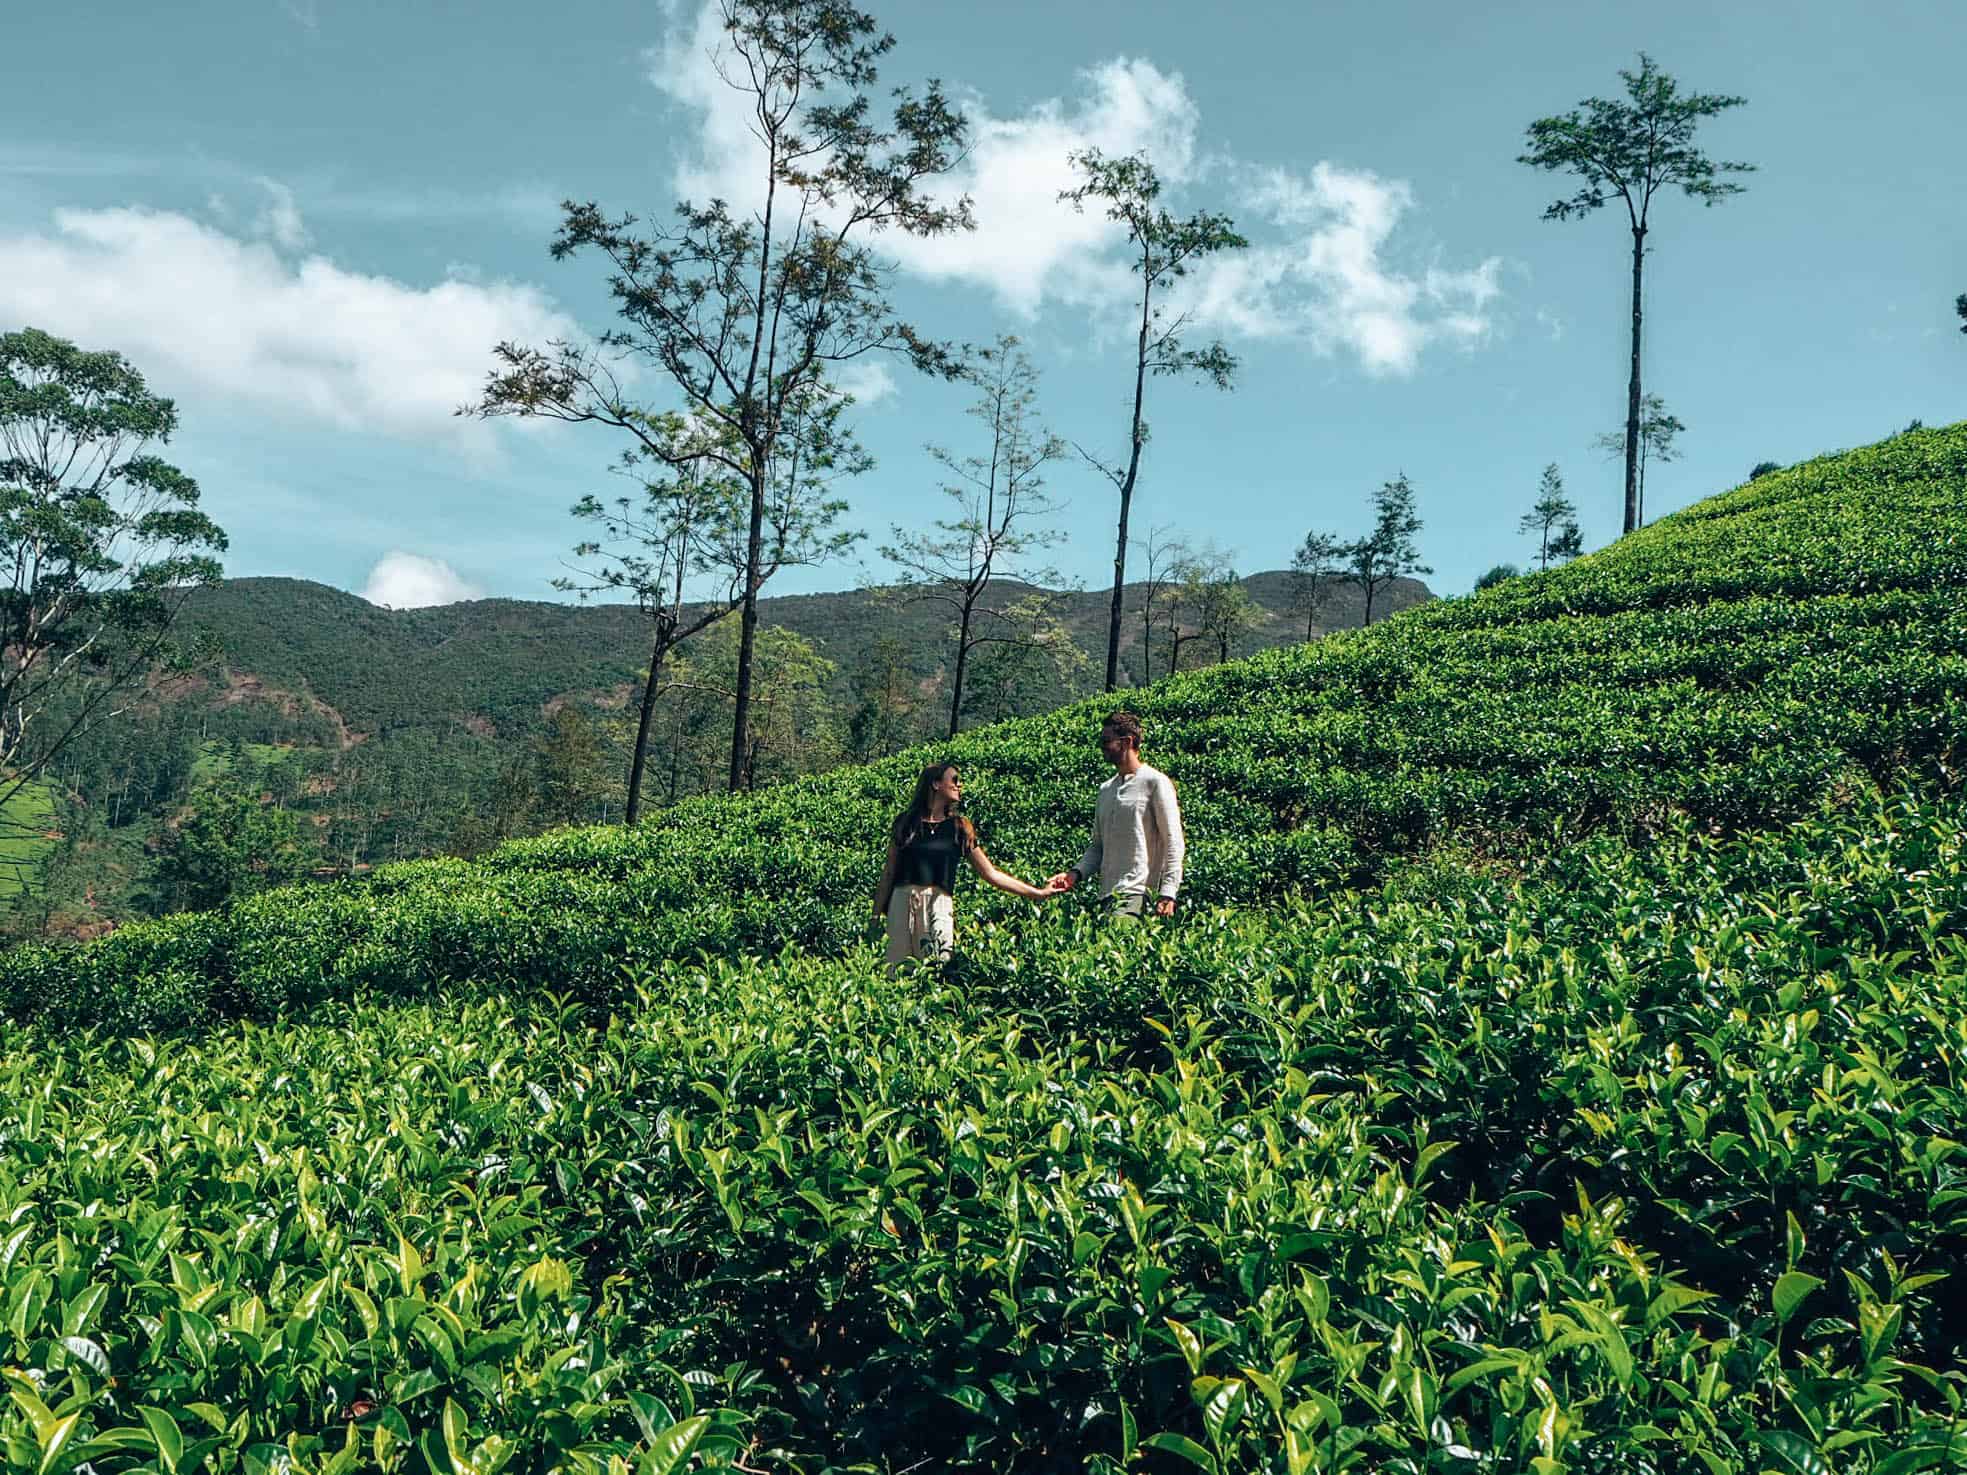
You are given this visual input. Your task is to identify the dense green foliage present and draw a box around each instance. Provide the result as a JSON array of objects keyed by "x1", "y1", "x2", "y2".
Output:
[
  {"x1": 0, "y1": 424, "x2": 1963, "y2": 1472},
  {"x1": 1, "y1": 792, "x2": 1962, "y2": 1472}
]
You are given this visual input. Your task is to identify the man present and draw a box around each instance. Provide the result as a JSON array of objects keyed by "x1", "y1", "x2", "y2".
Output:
[{"x1": 1046, "y1": 710, "x2": 1186, "y2": 918}]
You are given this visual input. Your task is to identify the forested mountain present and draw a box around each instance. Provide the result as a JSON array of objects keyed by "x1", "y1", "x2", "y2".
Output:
[
  {"x1": 170, "y1": 567, "x2": 1428, "y2": 737},
  {"x1": 7, "y1": 566, "x2": 1431, "y2": 935}
]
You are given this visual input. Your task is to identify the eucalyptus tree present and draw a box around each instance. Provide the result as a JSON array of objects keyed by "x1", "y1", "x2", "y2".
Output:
[
  {"x1": 1060, "y1": 148, "x2": 1247, "y2": 691},
  {"x1": 1289, "y1": 529, "x2": 1347, "y2": 640},
  {"x1": 958, "y1": 594, "x2": 1088, "y2": 726},
  {"x1": 1150, "y1": 544, "x2": 1227, "y2": 676},
  {"x1": 880, "y1": 336, "x2": 1068, "y2": 738},
  {"x1": 1346, "y1": 474, "x2": 1432, "y2": 627},
  {"x1": 553, "y1": 396, "x2": 859, "y2": 821},
  {"x1": 466, "y1": 0, "x2": 972, "y2": 792},
  {"x1": 1519, "y1": 463, "x2": 1584, "y2": 570},
  {"x1": 0, "y1": 328, "x2": 227, "y2": 823},
  {"x1": 1520, "y1": 54, "x2": 1751, "y2": 535},
  {"x1": 1196, "y1": 564, "x2": 1261, "y2": 664}
]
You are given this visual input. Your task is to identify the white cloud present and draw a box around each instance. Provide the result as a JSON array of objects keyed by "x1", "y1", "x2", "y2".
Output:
[
  {"x1": 0, "y1": 201, "x2": 580, "y2": 443},
  {"x1": 360, "y1": 551, "x2": 480, "y2": 608},
  {"x1": 254, "y1": 178, "x2": 309, "y2": 250},
  {"x1": 1183, "y1": 163, "x2": 1503, "y2": 375},
  {"x1": 831, "y1": 358, "x2": 897, "y2": 406},
  {"x1": 644, "y1": 1, "x2": 1499, "y2": 375}
]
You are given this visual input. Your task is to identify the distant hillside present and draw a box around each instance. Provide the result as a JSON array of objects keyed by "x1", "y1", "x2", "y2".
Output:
[{"x1": 172, "y1": 567, "x2": 1430, "y2": 742}]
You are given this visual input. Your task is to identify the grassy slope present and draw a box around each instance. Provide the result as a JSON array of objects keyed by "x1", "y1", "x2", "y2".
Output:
[
  {"x1": 5, "y1": 423, "x2": 1961, "y2": 1032},
  {"x1": 0, "y1": 777, "x2": 58, "y2": 904}
]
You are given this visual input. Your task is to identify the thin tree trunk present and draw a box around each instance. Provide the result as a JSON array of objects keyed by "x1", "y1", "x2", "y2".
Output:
[
  {"x1": 948, "y1": 603, "x2": 974, "y2": 740},
  {"x1": 624, "y1": 622, "x2": 671, "y2": 825},
  {"x1": 727, "y1": 465, "x2": 768, "y2": 792},
  {"x1": 1624, "y1": 226, "x2": 1646, "y2": 537},
  {"x1": 1106, "y1": 281, "x2": 1154, "y2": 691},
  {"x1": 1637, "y1": 433, "x2": 1649, "y2": 528}
]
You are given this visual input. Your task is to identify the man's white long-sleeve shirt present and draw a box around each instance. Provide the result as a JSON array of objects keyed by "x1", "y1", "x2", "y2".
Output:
[{"x1": 1071, "y1": 764, "x2": 1186, "y2": 901}]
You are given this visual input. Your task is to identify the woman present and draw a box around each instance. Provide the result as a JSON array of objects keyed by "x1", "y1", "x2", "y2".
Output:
[{"x1": 874, "y1": 761, "x2": 1054, "y2": 969}]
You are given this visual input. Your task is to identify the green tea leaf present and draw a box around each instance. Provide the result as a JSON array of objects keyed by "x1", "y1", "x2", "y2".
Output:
[
  {"x1": 1773, "y1": 1271, "x2": 1824, "y2": 1326},
  {"x1": 1143, "y1": 1431, "x2": 1216, "y2": 1471},
  {"x1": 1755, "y1": 1429, "x2": 1830, "y2": 1475},
  {"x1": 140, "y1": 1407, "x2": 184, "y2": 1475},
  {"x1": 637, "y1": 1414, "x2": 710, "y2": 1475},
  {"x1": 59, "y1": 1335, "x2": 108, "y2": 1379}
]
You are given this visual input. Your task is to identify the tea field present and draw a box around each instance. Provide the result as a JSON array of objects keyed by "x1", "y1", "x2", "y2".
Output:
[{"x1": 1, "y1": 425, "x2": 1965, "y2": 1472}]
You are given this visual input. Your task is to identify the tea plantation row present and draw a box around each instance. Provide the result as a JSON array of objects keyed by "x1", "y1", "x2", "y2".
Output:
[
  {"x1": 2, "y1": 791, "x2": 1962, "y2": 1472},
  {"x1": 3, "y1": 426, "x2": 1964, "y2": 1033}
]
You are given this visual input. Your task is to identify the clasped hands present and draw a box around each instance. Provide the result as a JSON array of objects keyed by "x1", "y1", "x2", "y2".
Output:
[{"x1": 1038, "y1": 872, "x2": 1175, "y2": 916}]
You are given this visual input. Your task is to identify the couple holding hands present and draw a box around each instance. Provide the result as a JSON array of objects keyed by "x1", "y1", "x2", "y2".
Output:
[{"x1": 873, "y1": 710, "x2": 1187, "y2": 969}]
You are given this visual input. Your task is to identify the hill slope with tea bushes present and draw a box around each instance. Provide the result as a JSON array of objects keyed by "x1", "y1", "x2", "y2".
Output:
[
  {"x1": 2, "y1": 424, "x2": 1965, "y2": 1474},
  {"x1": 3, "y1": 425, "x2": 1962, "y2": 1033}
]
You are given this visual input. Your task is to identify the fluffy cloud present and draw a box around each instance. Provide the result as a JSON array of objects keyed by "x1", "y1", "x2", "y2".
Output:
[
  {"x1": 360, "y1": 551, "x2": 481, "y2": 609},
  {"x1": 830, "y1": 357, "x2": 897, "y2": 407},
  {"x1": 0, "y1": 201, "x2": 578, "y2": 442},
  {"x1": 1186, "y1": 163, "x2": 1504, "y2": 375},
  {"x1": 645, "y1": 2, "x2": 1500, "y2": 375}
]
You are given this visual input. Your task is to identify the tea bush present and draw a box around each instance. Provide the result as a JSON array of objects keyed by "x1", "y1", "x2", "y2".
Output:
[
  {"x1": 2, "y1": 793, "x2": 1962, "y2": 1470},
  {"x1": 3, "y1": 426, "x2": 1964, "y2": 1032}
]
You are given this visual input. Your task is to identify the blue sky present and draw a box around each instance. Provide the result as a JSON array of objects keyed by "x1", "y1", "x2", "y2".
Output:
[{"x1": 4, "y1": 0, "x2": 1963, "y2": 608}]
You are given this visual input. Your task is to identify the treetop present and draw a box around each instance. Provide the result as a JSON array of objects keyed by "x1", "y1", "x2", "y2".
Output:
[{"x1": 1518, "y1": 53, "x2": 1753, "y2": 228}]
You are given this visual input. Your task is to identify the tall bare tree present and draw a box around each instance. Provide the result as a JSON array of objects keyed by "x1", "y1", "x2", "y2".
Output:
[
  {"x1": 880, "y1": 336, "x2": 1067, "y2": 737},
  {"x1": 1129, "y1": 523, "x2": 1193, "y2": 682},
  {"x1": 1060, "y1": 149, "x2": 1246, "y2": 691},
  {"x1": 0, "y1": 328, "x2": 226, "y2": 827},
  {"x1": 1520, "y1": 54, "x2": 1751, "y2": 536},
  {"x1": 466, "y1": 0, "x2": 972, "y2": 791}
]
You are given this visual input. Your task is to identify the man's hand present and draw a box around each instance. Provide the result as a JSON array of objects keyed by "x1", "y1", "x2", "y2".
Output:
[
  {"x1": 1155, "y1": 896, "x2": 1176, "y2": 918},
  {"x1": 1046, "y1": 871, "x2": 1077, "y2": 892}
]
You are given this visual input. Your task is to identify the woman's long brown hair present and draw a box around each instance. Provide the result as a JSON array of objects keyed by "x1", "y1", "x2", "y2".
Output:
[{"x1": 891, "y1": 761, "x2": 975, "y2": 851}]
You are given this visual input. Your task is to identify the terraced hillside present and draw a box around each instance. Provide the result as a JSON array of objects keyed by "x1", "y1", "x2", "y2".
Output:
[{"x1": 0, "y1": 425, "x2": 1963, "y2": 1473}]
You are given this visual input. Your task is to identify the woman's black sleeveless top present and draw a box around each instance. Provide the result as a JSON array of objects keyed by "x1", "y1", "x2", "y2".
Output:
[{"x1": 896, "y1": 816, "x2": 968, "y2": 894}]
